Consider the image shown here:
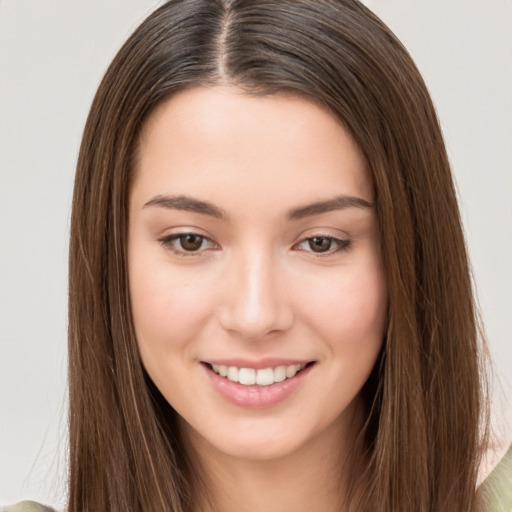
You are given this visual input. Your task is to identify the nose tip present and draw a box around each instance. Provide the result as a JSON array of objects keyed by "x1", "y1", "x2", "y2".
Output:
[
  {"x1": 221, "y1": 293, "x2": 286, "y2": 341},
  {"x1": 218, "y1": 257, "x2": 293, "y2": 341}
]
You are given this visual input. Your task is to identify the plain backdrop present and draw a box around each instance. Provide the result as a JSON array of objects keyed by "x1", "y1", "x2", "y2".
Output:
[{"x1": 1, "y1": 0, "x2": 511, "y2": 508}]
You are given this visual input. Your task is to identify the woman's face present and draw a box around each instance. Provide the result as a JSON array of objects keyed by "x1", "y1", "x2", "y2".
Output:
[{"x1": 128, "y1": 86, "x2": 387, "y2": 462}]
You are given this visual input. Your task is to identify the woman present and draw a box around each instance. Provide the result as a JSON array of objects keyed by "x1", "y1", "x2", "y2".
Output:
[{"x1": 4, "y1": 0, "x2": 510, "y2": 511}]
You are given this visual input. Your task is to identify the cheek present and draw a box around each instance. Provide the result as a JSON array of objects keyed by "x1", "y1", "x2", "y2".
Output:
[
  {"x1": 298, "y1": 261, "x2": 387, "y2": 354},
  {"x1": 128, "y1": 248, "x2": 216, "y2": 355}
]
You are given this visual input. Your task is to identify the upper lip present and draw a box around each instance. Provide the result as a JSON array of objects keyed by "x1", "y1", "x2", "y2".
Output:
[{"x1": 202, "y1": 358, "x2": 315, "y2": 369}]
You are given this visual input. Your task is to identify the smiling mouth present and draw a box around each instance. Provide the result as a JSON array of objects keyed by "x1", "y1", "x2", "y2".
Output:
[{"x1": 203, "y1": 361, "x2": 316, "y2": 386}]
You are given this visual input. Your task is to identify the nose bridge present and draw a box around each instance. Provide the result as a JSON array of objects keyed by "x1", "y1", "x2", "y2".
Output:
[{"x1": 219, "y1": 242, "x2": 291, "y2": 339}]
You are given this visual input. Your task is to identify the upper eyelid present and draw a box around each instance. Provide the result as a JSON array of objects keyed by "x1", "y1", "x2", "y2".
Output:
[
  {"x1": 297, "y1": 227, "x2": 350, "y2": 237},
  {"x1": 157, "y1": 225, "x2": 212, "y2": 238}
]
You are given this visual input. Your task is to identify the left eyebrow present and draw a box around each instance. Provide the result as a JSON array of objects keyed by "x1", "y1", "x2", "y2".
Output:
[{"x1": 287, "y1": 195, "x2": 374, "y2": 220}]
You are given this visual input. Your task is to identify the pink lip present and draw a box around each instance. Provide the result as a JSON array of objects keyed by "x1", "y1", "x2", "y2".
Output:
[
  {"x1": 204, "y1": 358, "x2": 312, "y2": 370},
  {"x1": 202, "y1": 362, "x2": 315, "y2": 409}
]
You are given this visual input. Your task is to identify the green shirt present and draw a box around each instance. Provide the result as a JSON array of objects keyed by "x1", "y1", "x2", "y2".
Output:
[
  {"x1": 1, "y1": 503, "x2": 55, "y2": 512},
  {"x1": 479, "y1": 445, "x2": 512, "y2": 512}
]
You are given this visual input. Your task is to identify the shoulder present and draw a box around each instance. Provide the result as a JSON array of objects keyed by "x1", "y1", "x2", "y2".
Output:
[
  {"x1": 0, "y1": 502, "x2": 56, "y2": 512},
  {"x1": 479, "y1": 444, "x2": 512, "y2": 511}
]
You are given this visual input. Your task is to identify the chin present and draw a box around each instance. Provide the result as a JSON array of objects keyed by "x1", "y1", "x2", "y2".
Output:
[
  {"x1": 179, "y1": 402, "x2": 355, "y2": 466},
  {"x1": 199, "y1": 431, "x2": 310, "y2": 462}
]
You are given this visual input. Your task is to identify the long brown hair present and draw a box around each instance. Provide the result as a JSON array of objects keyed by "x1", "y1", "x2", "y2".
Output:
[{"x1": 68, "y1": 1, "x2": 489, "y2": 510}]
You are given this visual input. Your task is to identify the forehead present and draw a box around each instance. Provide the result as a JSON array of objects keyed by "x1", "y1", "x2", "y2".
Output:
[{"x1": 133, "y1": 85, "x2": 373, "y2": 210}]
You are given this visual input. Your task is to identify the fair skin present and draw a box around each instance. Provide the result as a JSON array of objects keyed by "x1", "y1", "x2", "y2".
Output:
[{"x1": 128, "y1": 85, "x2": 387, "y2": 512}]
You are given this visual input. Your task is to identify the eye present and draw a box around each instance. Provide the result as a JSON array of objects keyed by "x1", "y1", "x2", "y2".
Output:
[
  {"x1": 158, "y1": 233, "x2": 218, "y2": 254},
  {"x1": 295, "y1": 236, "x2": 351, "y2": 254}
]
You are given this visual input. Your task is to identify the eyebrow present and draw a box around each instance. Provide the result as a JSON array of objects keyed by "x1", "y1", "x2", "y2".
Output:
[
  {"x1": 287, "y1": 195, "x2": 374, "y2": 220},
  {"x1": 143, "y1": 194, "x2": 227, "y2": 219},
  {"x1": 143, "y1": 194, "x2": 374, "y2": 220}
]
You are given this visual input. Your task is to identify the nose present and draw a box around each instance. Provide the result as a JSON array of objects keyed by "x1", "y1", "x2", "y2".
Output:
[{"x1": 218, "y1": 248, "x2": 294, "y2": 341}]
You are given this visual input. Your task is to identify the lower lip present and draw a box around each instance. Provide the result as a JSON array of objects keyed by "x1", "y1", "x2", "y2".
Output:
[{"x1": 203, "y1": 363, "x2": 315, "y2": 409}]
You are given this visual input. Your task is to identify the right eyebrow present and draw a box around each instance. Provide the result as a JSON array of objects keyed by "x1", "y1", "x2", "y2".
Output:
[{"x1": 143, "y1": 194, "x2": 228, "y2": 220}]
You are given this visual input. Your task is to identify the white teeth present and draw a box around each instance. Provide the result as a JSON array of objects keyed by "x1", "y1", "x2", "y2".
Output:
[
  {"x1": 256, "y1": 368, "x2": 274, "y2": 386},
  {"x1": 274, "y1": 365, "x2": 287, "y2": 383},
  {"x1": 239, "y1": 368, "x2": 256, "y2": 385},
  {"x1": 210, "y1": 363, "x2": 308, "y2": 386},
  {"x1": 227, "y1": 366, "x2": 239, "y2": 382},
  {"x1": 286, "y1": 364, "x2": 301, "y2": 378}
]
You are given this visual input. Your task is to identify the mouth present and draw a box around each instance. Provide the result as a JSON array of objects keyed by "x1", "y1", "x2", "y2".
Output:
[
  {"x1": 202, "y1": 361, "x2": 316, "y2": 387},
  {"x1": 201, "y1": 359, "x2": 317, "y2": 408}
]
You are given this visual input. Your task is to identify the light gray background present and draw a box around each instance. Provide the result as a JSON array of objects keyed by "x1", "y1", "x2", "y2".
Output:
[{"x1": 1, "y1": 0, "x2": 511, "y2": 507}]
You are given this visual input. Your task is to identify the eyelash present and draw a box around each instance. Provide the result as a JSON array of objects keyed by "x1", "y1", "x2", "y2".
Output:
[{"x1": 158, "y1": 233, "x2": 352, "y2": 257}]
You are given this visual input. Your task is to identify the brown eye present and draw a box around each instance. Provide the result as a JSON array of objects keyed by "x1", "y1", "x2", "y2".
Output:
[
  {"x1": 158, "y1": 232, "x2": 218, "y2": 255},
  {"x1": 294, "y1": 235, "x2": 351, "y2": 255},
  {"x1": 307, "y1": 236, "x2": 333, "y2": 253},
  {"x1": 179, "y1": 234, "x2": 204, "y2": 251}
]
